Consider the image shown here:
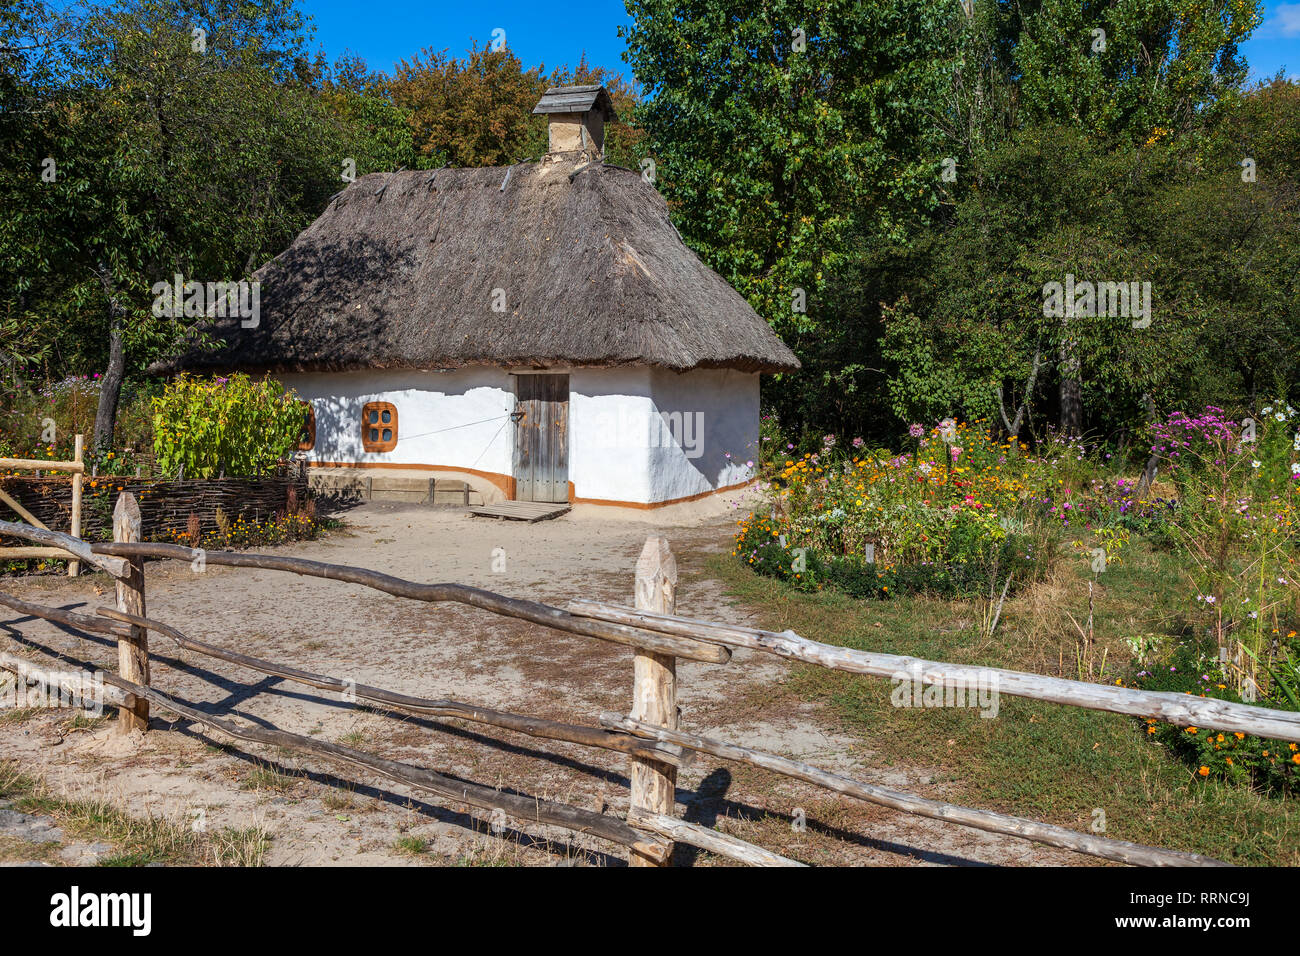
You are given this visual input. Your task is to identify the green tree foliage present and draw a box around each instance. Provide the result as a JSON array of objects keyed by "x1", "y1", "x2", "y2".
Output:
[
  {"x1": 623, "y1": 0, "x2": 957, "y2": 436},
  {"x1": 626, "y1": 0, "x2": 1293, "y2": 445}
]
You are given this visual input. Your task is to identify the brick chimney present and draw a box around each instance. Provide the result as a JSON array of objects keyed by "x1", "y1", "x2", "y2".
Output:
[{"x1": 533, "y1": 85, "x2": 618, "y2": 157}]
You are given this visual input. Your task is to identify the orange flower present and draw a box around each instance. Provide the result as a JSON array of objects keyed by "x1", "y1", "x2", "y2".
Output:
[{"x1": 1198, "y1": 766, "x2": 1209, "y2": 776}]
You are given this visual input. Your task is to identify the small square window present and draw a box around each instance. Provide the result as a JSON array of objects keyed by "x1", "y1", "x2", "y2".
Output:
[
  {"x1": 361, "y1": 402, "x2": 398, "y2": 452},
  {"x1": 298, "y1": 402, "x2": 316, "y2": 452}
]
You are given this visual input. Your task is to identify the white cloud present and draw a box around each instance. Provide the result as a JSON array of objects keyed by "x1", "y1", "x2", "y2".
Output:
[{"x1": 1267, "y1": 2, "x2": 1300, "y2": 36}]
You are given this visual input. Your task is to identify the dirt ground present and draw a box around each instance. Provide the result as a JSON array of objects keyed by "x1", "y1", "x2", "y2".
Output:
[{"x1": 0, "y1": 492, "x2": 1090, "y2": 866}]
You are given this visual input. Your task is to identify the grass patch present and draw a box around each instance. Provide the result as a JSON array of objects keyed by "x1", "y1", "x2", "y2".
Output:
[
  {"x1": 708, "y1": 540, "x2": 1300, "y2": 866},
  {"x1": 394, "y1": 835, "x2": 428, "y2": 856},
  {"x1": 0, "y1": 760, "x2": 271, "y2": 866},
  {"x1": 207, "y1": 825, "x2": 272, "y2": 866},
  {"x1": 0, "y1": 707, "x2": 42, "y2": 726},
  {"x1": 240, "y1": 763, "x2": 298, "y2": 793}
]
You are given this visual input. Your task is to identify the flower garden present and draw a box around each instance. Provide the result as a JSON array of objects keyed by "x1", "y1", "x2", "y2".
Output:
[{"x1": 736, "y1": 406, "x2": 1300, "y2": 795}]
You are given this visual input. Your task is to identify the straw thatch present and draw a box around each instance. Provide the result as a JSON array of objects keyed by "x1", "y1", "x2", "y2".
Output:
[{"x1": 163, "y1": 158, "x2": 799, "y2": 375}]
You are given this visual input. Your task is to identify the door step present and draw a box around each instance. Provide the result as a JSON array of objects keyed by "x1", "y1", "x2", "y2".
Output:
[{"x1": 469, "y1": 501, "x2": 571, "y2": 522}]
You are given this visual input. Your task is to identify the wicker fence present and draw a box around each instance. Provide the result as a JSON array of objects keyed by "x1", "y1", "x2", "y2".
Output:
[{"x1": 0, "y1": 472, "x2": 307, "y2": 545}]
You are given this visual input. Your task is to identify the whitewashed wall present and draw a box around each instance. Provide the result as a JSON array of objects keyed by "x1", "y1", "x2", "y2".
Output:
[
  {"x1": 281, "y1": 365, "x2": 760, "y2": 505},
  {"x1": 279, "y1": 367, "x2": 516, "y2": 476}
]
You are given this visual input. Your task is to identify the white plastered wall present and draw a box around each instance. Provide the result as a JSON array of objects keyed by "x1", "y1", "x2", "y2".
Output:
[
  {"x1": 280, "y1": 365, "x2": 760, "y2": 505},
  {"x1": 279, "y1": 367, "x2": 516, "y2": 477}
]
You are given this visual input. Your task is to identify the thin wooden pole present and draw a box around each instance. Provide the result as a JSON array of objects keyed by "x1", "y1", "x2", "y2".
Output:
[
  {"x1": 0, "y1": 520, "x2": 129, "y2": 578},
  {"x1": 569, "y1": 599, "x2": 1300, "y2": 743},
  {"x1": 628, "y1": 808, "x2": 806, "y2": 867},
  {"x1": 629, "y1": 535, "x2": 678, "y2": 867},
  {"x1": 603, "y1": 714, "x2": 1230, "y2": 868},
  {"x1": 85, "y1": 539, "x2": 729, "y2": 664},
  {"x1": 69, "y1": 434, "x2": 83, "y2": 577},
  {"x1": 0, "y1": 648, "x2": 668, "y2": 862},
  {"x1": 113, "y1": 492, "x2": 148, "y2": 733},
  {"x1": 0, "y1": 456, "x2": 84, "y2": 473},
  {"x1": 0, "y1": 488, "x2": 48, "y2": 529},
  {"x1": 88, "y1": 603, "x2": 688, "y2": 767}
]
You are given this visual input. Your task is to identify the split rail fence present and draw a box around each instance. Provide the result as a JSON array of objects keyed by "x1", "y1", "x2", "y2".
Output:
[
  {"x1": 3, "y1": 491, "x2": 1299, "y2": 867},
  {"x1": 0, "y1": 433, "x2": 84, "y2": 576}
]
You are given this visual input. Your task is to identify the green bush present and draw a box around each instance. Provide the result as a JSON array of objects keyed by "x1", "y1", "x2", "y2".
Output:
[
  {"x1": 151, "y1": 374, "x2": 304, "y2": 479},
  {"x1": 1132, "y1": 633, "x2": 1300, "y2": 795}
]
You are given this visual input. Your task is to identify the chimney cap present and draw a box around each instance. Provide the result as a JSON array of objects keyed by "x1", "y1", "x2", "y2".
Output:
[{"x1": 532, "y1": 84, "x2": 617, "y2": 122}]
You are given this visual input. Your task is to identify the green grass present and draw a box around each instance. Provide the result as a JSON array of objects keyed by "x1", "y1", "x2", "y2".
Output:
[
  {"x1": 708, "y1": 537, "x2": 1300, "y2": 866},
  {"x1": 394, "y1": 835, "x2": 428, "y2": 856}
]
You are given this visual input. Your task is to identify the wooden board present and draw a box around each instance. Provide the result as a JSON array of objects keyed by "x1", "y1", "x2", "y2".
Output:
[
  {"x1": 512, "y1": 374, "x2": 569, "y2": 504},
  {"x1": 469, "y1": 501, "x2": 570, "y2": 522}
]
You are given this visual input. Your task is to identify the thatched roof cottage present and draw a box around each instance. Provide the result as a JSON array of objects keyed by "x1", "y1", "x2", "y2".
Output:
[{"x1": 168, "y1": 85, "x2": 799, "y2": 507}]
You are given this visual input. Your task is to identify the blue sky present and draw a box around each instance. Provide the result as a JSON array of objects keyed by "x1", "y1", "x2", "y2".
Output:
[
  {"x1": 301, "y1": 0, "x2": 635, "y2": 78},
  {"x1": 301, "y1": 0, "x2": 1297, "y2": 84}
]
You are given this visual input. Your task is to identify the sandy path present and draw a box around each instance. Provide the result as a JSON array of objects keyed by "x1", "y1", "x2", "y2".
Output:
[{"x1": 0, "y1": 498, "x2": 1091, "y2": 866}]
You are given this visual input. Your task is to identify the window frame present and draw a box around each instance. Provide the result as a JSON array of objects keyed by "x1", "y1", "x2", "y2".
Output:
[
  {"x1": 361, "y1": 401, "x2": 398, "y2": 453},
  {"x1": 297, "y1": 402, "x2": 316, "y2": 452}
]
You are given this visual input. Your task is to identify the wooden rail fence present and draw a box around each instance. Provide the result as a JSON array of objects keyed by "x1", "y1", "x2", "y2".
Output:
[
  {"x1": 0, "y1": 434, "x2": 84, "y2": 576},
  {"x1": 2, "y1": 491, "x2": 1286, "y2": 867}
]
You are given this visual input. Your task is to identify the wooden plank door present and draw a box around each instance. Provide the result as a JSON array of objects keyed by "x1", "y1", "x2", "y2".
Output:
[{"x1": 512, "y1": 374, "x2": 569, "y2": 503}]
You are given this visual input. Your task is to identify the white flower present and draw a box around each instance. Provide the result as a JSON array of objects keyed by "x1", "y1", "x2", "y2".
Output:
[
  {"x1": 1262, "y1": 406, "x2": 1274, "y2": 414},
  {"x1": 1276, "y1": 412, "x2": 1287, "y2": 422},
  {"x1": 1292, "y1": 463, "x2": 1300, "y2": 476},
  {"x1": 1251, "y1": 460, "x2": 1261, "y2": 468}
]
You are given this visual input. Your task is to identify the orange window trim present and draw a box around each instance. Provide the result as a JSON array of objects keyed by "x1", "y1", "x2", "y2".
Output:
[
  {"x1": 361, "y1": 401, "x2": 398, "y2": 452},
  {"x1": 298, "y1": 403, "x2": 317, "y2": 451}
]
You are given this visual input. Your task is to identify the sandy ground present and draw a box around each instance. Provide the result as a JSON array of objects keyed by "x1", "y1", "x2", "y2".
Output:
[{"x1": 0, "y1": 493, "x2": 1092, "y2": 866}]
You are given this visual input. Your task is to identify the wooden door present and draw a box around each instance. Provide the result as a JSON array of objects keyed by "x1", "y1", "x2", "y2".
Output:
[{"x1": 512, "y1": 374, "x2": 569, "y2": 503}]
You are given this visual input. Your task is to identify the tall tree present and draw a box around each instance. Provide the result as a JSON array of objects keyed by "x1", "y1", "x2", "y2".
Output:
[
  {"x1": 623, "y1": 0, "x2": 956, "y2": 435},
  {"x1": 35, "y1": 0, "x2": 340, "y2": 450}
]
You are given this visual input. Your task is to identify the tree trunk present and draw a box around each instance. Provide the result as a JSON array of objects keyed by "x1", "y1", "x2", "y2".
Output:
[
  {"x1": 1058, "y1": 343, "x2": 1082, "y2": 437},
  {"x1": 93, "y1": 266, "x2": 127, "y2": 454}
]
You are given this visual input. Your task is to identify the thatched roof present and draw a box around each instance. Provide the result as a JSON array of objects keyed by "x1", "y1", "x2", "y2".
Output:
[{"x1": 161, "y1": 159, "x2": 799, "y2": 376}]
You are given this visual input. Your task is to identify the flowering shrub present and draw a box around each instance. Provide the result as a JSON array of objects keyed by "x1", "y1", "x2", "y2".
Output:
[
  {"x1": 161, "y1": 510, "x2": 325, "y2": 550},
  {"x1": 1133, "y1": 632, "x2": 1300, "y2": 794},
  {"x1": 0, "y1": 376, "x2": 157, "y2": 469},
  {"x1": 735, "y1": 420, "x2": 1064, "y2": 598},
  {"x1": 1145, "y1": 404, "x2": 1300, "y2": 703},
  {"x1": 152, "y1": 374, "x2": 305, "y2": 479}
]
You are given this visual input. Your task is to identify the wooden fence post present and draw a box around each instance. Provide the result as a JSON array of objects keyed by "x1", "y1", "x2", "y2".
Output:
[
  {"x1": 114, "y1": 491, "x2": 149, "y2": 733},
  {"x1": 629, "y1": 536, "x2": 678, "y2": 867},
  {"x1": 68, "y1": 434, "x2": 83, "y2": 577}
]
